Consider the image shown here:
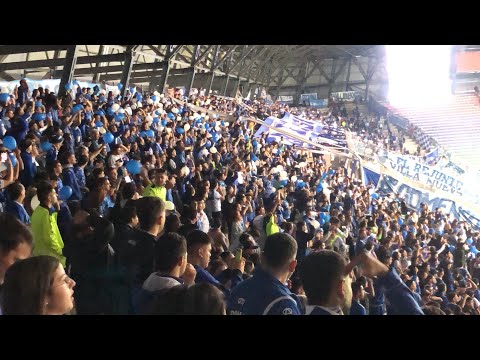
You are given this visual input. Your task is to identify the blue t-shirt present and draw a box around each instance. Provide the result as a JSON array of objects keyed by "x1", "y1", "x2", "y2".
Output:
[
  {"x1": 5, "y1": 201, "x2": 30, "y2": 224},
  {"x1": 350, "y1": 300, "x2": 367, "y2": 315},
  {"x1": 228, "y1": 267, "x2": 301, "y2": 315}
]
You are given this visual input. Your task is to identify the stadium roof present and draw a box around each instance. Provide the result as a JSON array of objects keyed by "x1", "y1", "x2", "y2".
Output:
[{"x1": 0, "y1": 45, "x2": 384, "y2": 88}]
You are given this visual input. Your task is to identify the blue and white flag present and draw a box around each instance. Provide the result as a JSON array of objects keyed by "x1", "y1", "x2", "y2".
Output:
[
  {"x1": 424, "y1": 147, "x2": 440, "y2": 165},
  {"x1": 254, "y1": 112, "x2": 346, "y2": 148}
]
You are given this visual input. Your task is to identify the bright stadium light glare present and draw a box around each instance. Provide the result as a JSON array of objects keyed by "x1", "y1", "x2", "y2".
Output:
[{"x1": 386, "y1": 45, "x2": 453, "y2": 107}]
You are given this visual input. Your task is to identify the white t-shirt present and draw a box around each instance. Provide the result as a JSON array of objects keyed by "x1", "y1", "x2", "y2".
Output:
[
  {"x1": 142, "y1": 273, "x2": 182, "y2": 292},
  {"x1": 108, "y1": 154, "x2": 124, "y2": 168},
  {"x1": 197, "y1": 211, "x2": 210, "y2": 233},
  {"x1": 211, "y1": 190, "x2": 222, "y2": 212}
]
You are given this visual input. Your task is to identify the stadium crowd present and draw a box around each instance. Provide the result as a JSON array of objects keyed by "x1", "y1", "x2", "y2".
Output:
[{"x1": 0, "y1": 79, "x2": 478, "y2": 315}]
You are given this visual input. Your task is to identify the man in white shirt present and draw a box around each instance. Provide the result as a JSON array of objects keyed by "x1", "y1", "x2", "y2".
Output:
[
  {"x1": 208, "y1": 179, "x2": 224, "y2": 226},
  {"x1": 107, "y1": 144, "x2": 128, "y2": 169},
  {"x1": 196, "y1": 200, "x2": 210, "y2": 234}
]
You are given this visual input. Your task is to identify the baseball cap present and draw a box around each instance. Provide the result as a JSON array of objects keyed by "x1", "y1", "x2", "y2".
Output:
[{"x1": 51, "y1": 135, "x2": 64, "y2": 144}]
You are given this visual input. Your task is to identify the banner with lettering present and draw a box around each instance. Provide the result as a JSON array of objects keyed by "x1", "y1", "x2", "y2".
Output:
[
  {"x1": 309, "y1": 99, "x2": 329, "y2": 108},
  {"x1": 331, "y1": 91, "x2": 357, "y2": 102},
  {"x1": 300, "y1": 93, "x2": 318, "y2": 103},
  {"x1": 277, "y1": 95, "x2": 294, "y2": 103},
  {"x1": 376, "y1": 151, "x2": 480, "y2": 216},
  {"x1": 376, "y1": 173, "x2": 480, "y2": 230},
  {"x1": 377, "y1": 152, "x2": 464, "y2": 196}
]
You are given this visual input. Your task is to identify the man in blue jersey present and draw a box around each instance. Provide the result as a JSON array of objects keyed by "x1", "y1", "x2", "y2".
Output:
[
  {"x1": 228, "y1": 232, "x2": 302, "y2": 315},
  {"x1": 300, "y1": 250, "x2": 424, "y2": 315}
]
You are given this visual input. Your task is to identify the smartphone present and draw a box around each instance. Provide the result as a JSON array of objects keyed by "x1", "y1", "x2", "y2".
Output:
[
  {"x1": 0, "y1": 153, "x2": 7, "y2": 162},
  {"x1": 235, "y1": 248, "x2": 243, "y2": 261}
]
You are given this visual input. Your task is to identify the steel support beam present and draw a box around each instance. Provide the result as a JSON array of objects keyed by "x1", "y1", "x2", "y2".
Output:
[
  {"x1": 193, "y1": 45, "x2": 213, "y2": 67},
  {"x1": 167, "y1": 45, "x2": 185, "y2": 61},
  {"x1": 251, "y1": 83, "x2": 258, "y2": 98},
  {"x1": 345, "y1": 56, "x2": 352, "y2": 91},
  {"x1": 58, "y1": 46, "x2": 78, "y2": 98},
  {"x1": 230, "y1": 45, "x2": 257, "y2": 74},
  {"x1": 271, "y1": 79, "x2": 375, "y2": 91},
  {"x1": 159, "y1": 60, "x2": 171, "y2": 93},
  {"x1": 221, "y1": 53, "x2": 233, "y2": 96},
  {"x1": 364, "y1": 57, "x2": 378, "y2": 100},
  {"x1": 295, "y1": 62, "x2": 308, "y2": 104},
  {"x1": 328, "y1": 58, "x2": 337, "y2": 97},
  {"x1": 214, "y1": 46, "x2": 238, "y2": 72},
  {"x1": 157, "y1": 46, "x2": 177, "y2": 93},
  {"x1": 275, "y1": 69, "x2": 284, "y2": 99},
  {"x1": 231, "y1": 78, "x2": 241, "y2": 97},
  {"x1": 352, "y1": 56, "x2": 367, "y2": 79},
  {"x1": 0, "y1": 52, "x2": 125, "y2": 72},
  {"x1": 242, "y1": 82, "x2": 252, "y2": 97},
  {"x1": 92, "y1": 45, "x2": 105, "y2": 83},
  {"x1": 0, "y1": 55, "x2": 14, "y2": 81},
  {"x1": 185, "y1": 45, "x2": 199, "y2": 97},
  {"x1": 0, "y1": 45, "x2": 68, "y2": 56},
  {"x1": 222, "y1": 76, "x2": 230, "y2": 96},
  {"x1": 264, "y1": 60, "x2": 275, "y2": 94},
  {"x1": 315, "y1": 60, "x2": 332, "y2": 83},
  {"x1": 120, "y1": 48, "x2": 134, "y2": 98},
  {"x1": 206, "y1": 45, "x2": 220, "y2": 94},
  {"x1": 185, "y1": 67, "x2": 196, "y2": 97}
]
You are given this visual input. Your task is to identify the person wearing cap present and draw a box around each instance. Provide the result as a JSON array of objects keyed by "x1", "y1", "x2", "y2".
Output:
[
  {"x1": 228, "y1": 233, "x2": 301, "y2": 315},
  {"x1": 45, "y1": 135, "x2": 63, "y2": 167},
  {"x1": 300, "y1": 251, "x2": 423, "y2": 315}
]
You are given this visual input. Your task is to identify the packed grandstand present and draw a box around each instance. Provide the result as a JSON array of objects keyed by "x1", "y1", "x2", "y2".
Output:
[{"x1": 0, "y1": 45, "x2": 478, "y2": 316}]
